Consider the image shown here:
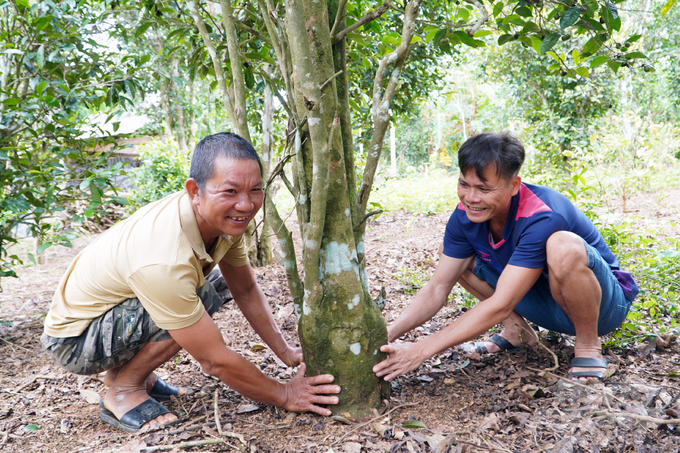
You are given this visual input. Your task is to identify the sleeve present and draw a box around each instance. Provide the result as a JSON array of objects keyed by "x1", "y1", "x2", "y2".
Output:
[
  {"x1": 220, "y1": 234, "x2": 249, "y2": 267},
  {"x1": 508, "y1": 213, "x2": 568, "y2": 268},
  {"x1": 442, "y1": 208, "x2": 475, "y2": 259},
  {"x1": 128, "y1": 264, "x2": 205, "y2": 330}
]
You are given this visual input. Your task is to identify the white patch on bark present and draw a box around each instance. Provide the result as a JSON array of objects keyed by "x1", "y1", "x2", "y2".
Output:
[
  {"x1": 348, "y1": 294, "x2": 360, "y2": 310},
  {"x1": 303, "y1": 301, "x2": 311, "y2": 316},
  {"x1": 345, "y1": 209, "x2": 350, "y2": 217},
  {"x1": 283, "y1": 260, "x2": 295, "y2": 269},
  {"x1": 349, "y1": 343, "x2": 361, "y2": 355},
  {"x1": 357, "y1": 238, "x2": 365, "y2": 255},
  {"x1": 313, "y1": 164, "x2": 318, "y2": 175},
  {"x1": 298, "y1": 194, "x2": 307, "y2": 204},
  {"x1": 305, "y1": 239, "x2": 317, "y2": 250},
  {"x1": 308, "y1": 117, "x2": 321, "y2": 126}
]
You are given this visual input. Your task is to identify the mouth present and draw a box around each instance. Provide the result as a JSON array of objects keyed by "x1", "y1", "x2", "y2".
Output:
[
  {"x1": 227, "y1": 216, "x2": 250, "y2": 223},
  {"x1": 466, "y1": 206, "x2": 486, "y2": 213}
]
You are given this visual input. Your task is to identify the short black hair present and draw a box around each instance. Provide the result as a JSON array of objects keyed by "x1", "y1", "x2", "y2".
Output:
[
  {"x1": 189, "y1": 132, "x2": 262, "y2": 192},
  {"x1": 458, "y1": 132, "x2": 525, "y2": 182}
]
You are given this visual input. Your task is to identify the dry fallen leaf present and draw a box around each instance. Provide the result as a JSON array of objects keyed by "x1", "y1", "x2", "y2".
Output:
[
  {"x1": 236, "y1": 403, "x2": 260, "y2": 414},
  {"x1": 79, "y1": 389, "x2": 100, "y2": 404},
  {"x1": 477, "y1": 413, "x2": 500, "y2": 432}
]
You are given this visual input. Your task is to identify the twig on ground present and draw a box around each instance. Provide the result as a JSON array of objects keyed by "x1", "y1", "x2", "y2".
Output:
[
  {"x1": 330, "y1": 402, "x2": 418, "y2": 445},
  {"x1": 214, "y1": 389, "x2": 223, "y2": 435},
  {"x1": 0, "y1": 337, "x2": 34, "y2": 353},
  {"x1": 141, "y1": 439, "x2": 225, "y2": 451},
  {"x1": 591, "y1": 410, "x2": 680, "y2": 425},
  {"x1": 517, "y1": 324, "x2": 559, "y2": 372}
]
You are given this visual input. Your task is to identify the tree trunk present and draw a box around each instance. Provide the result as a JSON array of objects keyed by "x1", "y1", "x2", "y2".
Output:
[{"x1": 281, "y1": 0, "x2": 388, "y2": 419}]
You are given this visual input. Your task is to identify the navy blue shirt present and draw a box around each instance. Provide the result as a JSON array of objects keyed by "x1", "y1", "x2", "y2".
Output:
[{"x1": 443, "y1": 183, "x2": 637, "y2": 300}]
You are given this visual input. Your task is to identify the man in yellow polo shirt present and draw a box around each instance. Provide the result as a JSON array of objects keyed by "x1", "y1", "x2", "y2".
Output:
[{"x1": 41, "y1": 133, "x2": 340, "y2": 433}]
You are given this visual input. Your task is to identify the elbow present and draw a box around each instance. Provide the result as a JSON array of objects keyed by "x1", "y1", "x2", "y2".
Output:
[{"x1": 200, "y1": 360, "x2": 223, "y2": 378}]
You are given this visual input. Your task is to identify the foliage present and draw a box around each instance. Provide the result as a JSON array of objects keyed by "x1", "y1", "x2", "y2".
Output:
[
  {"x1": 127, "y1": 139, "x2": 190, "y2": 209},
  {"x1": 0, "y1": 0, "x2": 144, "y2": 285},
  {"x1": 372, "y1": 168, "x2": 459, "y2": 215}
]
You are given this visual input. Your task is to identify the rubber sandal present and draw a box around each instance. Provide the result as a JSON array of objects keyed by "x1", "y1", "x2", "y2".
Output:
[
  {"x1": 568, "y1": 357, "x2": 608, "y2": 381},
  {"x1": 99, "y1": 398, "x2": 177, "y2": 433},
  {"x1": 460, "y1": 333, "x2": 520, "y2": 355},
  {"x1": 149, "y1": 378, "x2": 184, "y2": 402}
]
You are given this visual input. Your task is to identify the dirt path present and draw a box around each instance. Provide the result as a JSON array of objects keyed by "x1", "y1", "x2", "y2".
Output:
[{"x1": 1, "y1": 188, "x2": 680, "y2": 452}]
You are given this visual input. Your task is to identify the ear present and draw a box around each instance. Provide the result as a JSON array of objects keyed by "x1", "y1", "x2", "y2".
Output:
[
  {"x1": 510, "y1": 175, "x2": 521, "y2": 196},
  {"x1": 185, "y1": 178, "x2": 201, "y2": 204}
]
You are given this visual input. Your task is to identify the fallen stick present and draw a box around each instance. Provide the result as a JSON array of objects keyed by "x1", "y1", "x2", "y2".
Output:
[
  {"x1": 330, "y1": 402, "x2": 418, "y2": 446},
  {"x1": 141, "y1": 439, "x2": 225, "y2": 452},
  {"x1": 591, "y1": 410, "x2": 680, "y2": 425}
]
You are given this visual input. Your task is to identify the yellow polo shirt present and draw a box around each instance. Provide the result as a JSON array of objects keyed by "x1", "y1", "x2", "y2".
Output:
[{"x1": 44, "y1": 190, "x2": 248, "y2": 338}]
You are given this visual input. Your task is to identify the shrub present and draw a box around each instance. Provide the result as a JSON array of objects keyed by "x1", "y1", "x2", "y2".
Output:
[{"x1": 127, "y1": 139, "x2": 190, "y2": 210}]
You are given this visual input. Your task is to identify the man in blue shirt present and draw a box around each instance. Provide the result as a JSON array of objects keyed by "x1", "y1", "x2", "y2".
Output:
[{"x1": 373, "y1": 132, "x2": 638, "y2": 381}]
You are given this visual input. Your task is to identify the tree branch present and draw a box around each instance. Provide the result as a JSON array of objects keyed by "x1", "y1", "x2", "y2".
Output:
[
  {"x1": 464, "y1": 0, "x2": 489, "y2": 36},
  {"x1": 186, "y1": 2, "x2": 237, "y2": 129},
  {"x1": 231, "y1": 16, "x2": 273, "y2": 47},
  {"x1": 219, "y1": 0, "x2": 251, "y2": 140},
  {"x1": 329, "y1": 0, "x2": 349, "y2": 39},
  {"x1": 333, "y1": 1, "x2": 391, "y2": 44},
  {"x1": 357, "y1": 0, "x2": 422, "y2": 216}
]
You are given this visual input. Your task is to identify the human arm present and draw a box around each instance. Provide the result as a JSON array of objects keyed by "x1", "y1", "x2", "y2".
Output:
[
  {"x1": 219, "y1": 260, "x2": 301, "y2": 367},
  {"x1": 374, "y1": 264, "x2": 543, "y2": 381},
  {"x1": 169, "y1": 311, "x2": 340, "y2": 415},
  {"x1": 387, "y1": 254, "x2": 474, "y2": 342}
]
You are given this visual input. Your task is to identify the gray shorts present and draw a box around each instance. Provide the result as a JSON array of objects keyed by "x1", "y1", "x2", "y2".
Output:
[{"x1": 41, "y1": 269, "x2": 230, "y2": 375}]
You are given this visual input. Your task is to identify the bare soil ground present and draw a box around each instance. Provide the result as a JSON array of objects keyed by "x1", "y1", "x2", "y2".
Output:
[{"x1": 1, "y1": 187, "x2": 680, "y2": 453}]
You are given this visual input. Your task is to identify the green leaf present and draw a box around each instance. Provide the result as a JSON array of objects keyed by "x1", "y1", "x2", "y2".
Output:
[
  {"x1": 581, "y1": 37, "x2": 601, "y2": 57},
  {"x1": 625, "y1": 52, "x2": 647, "y2": 59},
  {"x1": 540, "y1": 33, "x2": 560, "y2": 55},
  {"x1": 575, "y1": 66, "x2": 589, "y2": 78},
  {"x1": 560, "y1": 7, "x2": 582, "y2": 29},
  {"x1": 606, "y1": 0, "x2": 619, "y2": 19},
  {"x1": 15, "y1": 0, "x2": 29, "y2": 7},
  {"x1": 402, "y1": 420, "x2": 427, "y2": 429},
  {"x1": 606, "y1": 60, "x2": 620, "y2": 73},
  {"x1": 36, "y1": 242, "x2": 52, "y2": 255},
  {"x1": 529, "y1": 35, "x2": 541, "y2": 54},
  {"x1": 452, "y1": 31, "x2": 485, "y2": 48},
  {"x1": 1, "y1": 98, "x2": 22, "y2": 106},
  {"x1": 24, "y1": 424, "x2": 39, "y2": 432},
  {"x1": 625, "y1": 34, "x2": 642, "y2": 44},
  {"x1": 35, "y1": 81, "x2": 48, "y2": 95},
  {"x1": 498, "y1": 34, "x2": 515, "y2": 45},
  {"x1": 244, "y1": 66, "x2": 255, "y2": 89},
  {"x1": 473, "y1": 30, "x2": 493, "y2": 38},
  {"x1": 661, "y1": 0, "x2": 677, "y2": 16},
  {"x1": 140, "y1": 54, "x2": 151, "y2": 65},
  {"x1": 516, "y1": 6, "x2": 532, "y2": 17},
  {"x1": 590, "y1": 56, "x2": 609, "y2": 68},
  {"x1": 135, "y1": 21, "x2": 154, "y2": 39},
  {"x1": 35, "y1": 15, "x2": 53, "y2": 32},
  {"x1": 36, "y1": 44, "x2": 45, "y2": 70}
]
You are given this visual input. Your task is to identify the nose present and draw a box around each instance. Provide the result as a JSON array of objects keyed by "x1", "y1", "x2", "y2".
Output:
[
  {"x1": 235, "y1": 194, "x2": 255, "y2": 211},
  {"x1": 467, "y1": 188, "x2": 482, "y2": 203}
]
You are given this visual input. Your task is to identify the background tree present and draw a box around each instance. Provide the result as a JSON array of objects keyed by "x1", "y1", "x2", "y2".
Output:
[{"x1": 0, "y1": 0, "x2": 145, "y2": 286}]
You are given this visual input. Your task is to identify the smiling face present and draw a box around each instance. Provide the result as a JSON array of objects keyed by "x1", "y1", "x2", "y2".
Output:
[
  {"x1": 457, "y1": 165, "x2": 521, "y2": 228},
  {"x1": 186, "y1": 157, "x2": 263, "y2": 245}
]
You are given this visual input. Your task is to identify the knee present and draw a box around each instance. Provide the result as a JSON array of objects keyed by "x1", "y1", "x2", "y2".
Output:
[{"x1": 546, "y1": 231, "x2": 587, "y2": 276}]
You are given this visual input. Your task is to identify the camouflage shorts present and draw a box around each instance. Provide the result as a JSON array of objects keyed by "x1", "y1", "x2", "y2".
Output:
[{"x1": 40, "y1": 269, "x2": 230, "y2": 375}]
